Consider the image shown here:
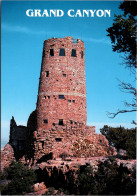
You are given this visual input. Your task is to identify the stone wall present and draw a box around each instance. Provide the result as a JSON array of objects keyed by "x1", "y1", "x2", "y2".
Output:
[
  {"x1": 9, "y1": 116, "x2": 28, "y2": 159},
  {"x1": 33, "y1": 120, "x2": 116, "y2": 161}
]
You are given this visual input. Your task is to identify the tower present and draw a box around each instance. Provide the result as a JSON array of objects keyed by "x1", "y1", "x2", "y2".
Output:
[
  {"x1": 33, "y1": 36, "x2": 90, "y2": 160},
  {"x1": 36, "y1": 37, "x2": 87, "y2": 131}
]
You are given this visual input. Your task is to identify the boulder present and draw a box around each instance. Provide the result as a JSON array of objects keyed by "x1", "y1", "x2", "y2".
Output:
[{"x1": 33, "y1": 182, "x2": 46, "y2": 192}]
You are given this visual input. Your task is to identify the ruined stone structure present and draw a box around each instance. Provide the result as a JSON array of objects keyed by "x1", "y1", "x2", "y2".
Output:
[{"x1": 9, "y1": 117, "x2": 27, "y2": 152}]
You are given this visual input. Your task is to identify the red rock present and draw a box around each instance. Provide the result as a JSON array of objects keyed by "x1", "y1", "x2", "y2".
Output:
[
  {"x1": 33, "y1": 182, "x2": 46, "y2": 192},
  {"x1": 1, "y1": 143, "x2": 15, "y2": 171}
]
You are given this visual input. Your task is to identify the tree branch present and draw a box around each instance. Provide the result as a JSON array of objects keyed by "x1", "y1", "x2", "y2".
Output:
[
  {"x1": 117, "y1": 80, "x2": 136, "y2": 96},
  {"x1": 106, "y1": 1, "x2": 137, "y2": 124},
  {"x1": 107, "y1": 109, "x2": 136, "y2": 119},
  {"x1": 132, "y1": 120, "x2": 137, "y2": 125}
]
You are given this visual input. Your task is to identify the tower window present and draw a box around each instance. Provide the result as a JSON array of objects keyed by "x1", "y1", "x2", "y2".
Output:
[
  {"x1": 49, "y1": 49, "x2": 54, "y2": 56},
  {"x1": 81, "y1": 51, "x2": 84, "y2": 59},
  {"x1": 58, "y1": 95, "x2": 65, "y2": 99},
  {"x1": 55, "y1": 138, "x2": 62, "y2": 142},
  {"x1": 42, "y1": 141, "x2": 44, "y2": 147},
  {"x1": 45, "y1": 71, "x2": 49, "y2": 77},
  {"x1": 63, "y1": 74, "x2": 66, "y2": 77},
  {"x1": 71, "y1": 49, "x2": 76, "y2": 57},
  {"x1": 59, "y1": 48, "x2": 65, "y2": 56},
  {"x1": 43, "y1": 119, "x2": 48, "y2": 124},
  {"x1": 68, "y1": 100, "x2": 71, "y2": 103},
  {"x1": 70, "y1": 120, "x2": 73, "y2": 124},
  {"x1": 72, "y1": 100, "x2": 75, "y2": 103},
  {"x1": 59, "y1": 119, "x2": 63, "y2": 125}
]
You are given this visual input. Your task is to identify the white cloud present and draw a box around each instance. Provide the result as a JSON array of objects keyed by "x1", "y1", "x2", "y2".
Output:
[
  {"x1": 83, "y1": 37, "x2": 111, "y2": 45},
  {"x1": 2, "y1": 23, "x2": 49, "y2": 35},
  {"x1": 2, "y1": 23, "x2": 111, "y2": 45}
]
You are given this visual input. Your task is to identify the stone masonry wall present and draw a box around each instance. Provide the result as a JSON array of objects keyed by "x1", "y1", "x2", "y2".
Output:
[
  {"x1": 33, "y1": 120, "x2": 116, "y2": 162},
  {"x1": 34, "y1": 121, "x2": 95, "y2": 160},
  {"x1": 9, "y1": 117, "x2": 27, "y2": 156}
]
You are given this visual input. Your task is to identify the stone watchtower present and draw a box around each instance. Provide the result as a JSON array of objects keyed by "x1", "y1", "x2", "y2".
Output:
[
  {"x1": 36, "y1": 36, "x2": 87, "y2": 131},
  {"x1": 33, "y1": 36, "x2": 90, "y2": 159}
]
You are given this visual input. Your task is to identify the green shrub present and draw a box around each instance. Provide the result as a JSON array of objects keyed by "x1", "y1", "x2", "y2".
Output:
[
  {"x1": 100, "y1": 126, "x2": 136, "y2": 159},
  {"x1": 1, "y1": 161, "x2": 36, "y2": 195},
  {"x1": 43, "y1": 187, "x2": 55, "y2": 195}
]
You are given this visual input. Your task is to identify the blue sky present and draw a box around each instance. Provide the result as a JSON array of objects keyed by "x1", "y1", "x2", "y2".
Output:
[{"x1": 1, "y1": 1, "x2": 136, "y2": 146}]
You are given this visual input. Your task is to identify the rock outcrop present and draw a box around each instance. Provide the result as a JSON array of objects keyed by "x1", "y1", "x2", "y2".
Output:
[{"x1": 1, "y1": 143, "x2": 15, "y2": 171}]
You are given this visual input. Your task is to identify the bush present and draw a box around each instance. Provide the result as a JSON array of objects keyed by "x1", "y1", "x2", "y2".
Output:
[
  {"x1": 36, "y1": 159, "x2": 136, "y2": 195},
  {"x1": 1, "y1": 161, "x2": 36, "y2": 195},
  {"x1": 100, "y1": 126, "x2": 136, "y2": 159},
  {"x1": 43, "y1": 187, "x2": 55, "y2": 195},
  {"x1": 76, "y1": 164, "x2": 98, "y2": 195},
  {"x1": 95, "y1": 158, "x2": 136, "y2": 195},
  {"x1": 57, "y1": 187, "x2": 64, "y2": 194}
]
